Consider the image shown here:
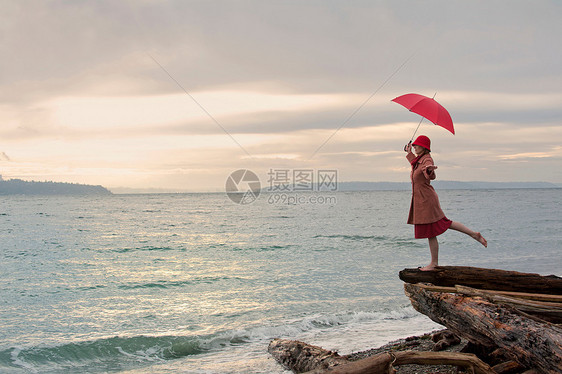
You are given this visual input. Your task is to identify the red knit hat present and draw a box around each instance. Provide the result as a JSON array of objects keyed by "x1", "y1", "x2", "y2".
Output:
[{"x1": 412, "y1": 135, "x2": 431, "y2": 151}]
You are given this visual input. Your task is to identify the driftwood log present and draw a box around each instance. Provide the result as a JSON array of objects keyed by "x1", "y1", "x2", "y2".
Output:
[
  {"x1": 268, "y1": 338, "x2": 496, "y2": 374},
  {"x1": 492, "y1": 360, "x2": 525, "y2": 374},
  {"x1": 413, "y1": 284, "x2": 562, "y2": 324},
  {"x1": 269, "y1": 267, "x2": 561, "y2": 373},
  {"x1": 404, "y1": 282, "x2": 562, "y2": 373},
  {"x1": 399, "y1": 266, "x2": 562, "y2": 294},
  {"x1": 268, "y1": 339, "x2": 348, "y2": 372},
  {"x1": 412, "y1": 284, "x2": 562, "y2": 303},
  {"x1": 306, "y1": 351, "x2": 496, "y2": 374}
]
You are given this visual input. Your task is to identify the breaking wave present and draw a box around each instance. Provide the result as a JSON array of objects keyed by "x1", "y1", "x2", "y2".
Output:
[{"x1": 0, "y1": 306, "x2": 420, "y2": 373}]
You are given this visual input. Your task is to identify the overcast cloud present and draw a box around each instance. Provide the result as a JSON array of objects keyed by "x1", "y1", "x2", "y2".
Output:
[{"x1": 1, "y1": 0, "x2": 561, "y2": 191}]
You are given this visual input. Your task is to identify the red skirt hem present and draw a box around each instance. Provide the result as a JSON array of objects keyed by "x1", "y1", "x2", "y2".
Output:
[{"x1": 414, "y1": 217, "x2": 452, "y2": 239}]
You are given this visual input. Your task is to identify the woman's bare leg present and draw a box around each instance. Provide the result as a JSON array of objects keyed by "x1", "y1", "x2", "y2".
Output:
[
  {"x1": 450, "y1": 221, "x2": 487, "y2": 247},
  {"x1": 420, "y1": 236, "x2": 439, "y2": 271}
]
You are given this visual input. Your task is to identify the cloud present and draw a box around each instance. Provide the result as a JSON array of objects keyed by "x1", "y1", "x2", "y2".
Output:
[
  {"x1": 498, "y1": 152, "x2": 553, "y2": 160},
  {"x1": 1, "y1": 1, "x2": 562, "y2": 188},
  {"x1": 5, "y1": 1, "x2": 558, "y2": 97}
]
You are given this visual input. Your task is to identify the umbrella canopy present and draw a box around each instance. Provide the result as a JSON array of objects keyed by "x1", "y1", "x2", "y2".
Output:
[{"x1": 392, "y1": 93, "x2": 455, "y2": 135}]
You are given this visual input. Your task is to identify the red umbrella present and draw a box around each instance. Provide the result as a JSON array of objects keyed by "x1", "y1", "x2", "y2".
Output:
[{"x1": 392, "y1": 93, "x2": 455, "y2": 141}]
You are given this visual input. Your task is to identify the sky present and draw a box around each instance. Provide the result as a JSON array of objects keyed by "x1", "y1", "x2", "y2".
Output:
[{"x1": 1, "y1": 0, "x2": 561, "y2": 192}]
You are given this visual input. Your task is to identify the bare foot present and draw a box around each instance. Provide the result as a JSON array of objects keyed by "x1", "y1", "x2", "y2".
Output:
[
  {"x1": 472, "y1": 232, "x2": 487, "y2": 247},
  {"x1": 419, "y1": 265, "x2": 437, "y2": 271}
]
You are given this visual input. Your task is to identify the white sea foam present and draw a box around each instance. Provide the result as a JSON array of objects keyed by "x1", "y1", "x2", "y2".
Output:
[{"x1": 9, "y1": 347, "x2": 38, "y2": 373}]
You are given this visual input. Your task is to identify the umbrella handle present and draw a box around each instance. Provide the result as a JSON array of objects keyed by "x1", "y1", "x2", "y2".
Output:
[{"x1": 404, "y1": 140, "x2": 412, "y2": 152}]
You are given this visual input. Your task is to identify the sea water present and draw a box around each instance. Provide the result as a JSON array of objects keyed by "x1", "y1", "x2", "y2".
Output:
[{"x1": 0, "y1": 189, "x2": 560, "y2": 373}]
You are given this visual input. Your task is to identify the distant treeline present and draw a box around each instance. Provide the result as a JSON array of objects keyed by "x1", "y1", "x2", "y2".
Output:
[
  {"x1": 261, "y1": 180, "x2": 560, "y2": 193},
  {"x1": 0, "y1": 179, "x2": 112, "y2": 195},
  {"x1": 337, "y1": 181, "x2": 561, "y2": 191}
]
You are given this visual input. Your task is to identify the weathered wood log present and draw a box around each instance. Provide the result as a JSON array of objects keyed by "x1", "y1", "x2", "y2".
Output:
[
  {"x1": 304, "y1": 351, "x2": 496, "y2": 374},
  {"x1": 492, "y1": 360, "x2": 525, "y2": 374},
  {"x1": 415, "y1": 284, "x2": 562, "y2": 303},
  {"x1": 269, "y1": 338, "x2": 496, "y2": 374},
  {"x1": 302, "y1": 351, "x2": 389, "y2": 374},
  {"x1": 455, "y1": 285, "x2": 562, "y2": 324},
  {"x1": 412, "y1": 284, "x2": 562, "y2": 323},
  {"x1": 404, "y1": 282, "x2": 562, "y2": 373},
  {"x1": 455, "y1": 285, "x2": 562, "y2": 307},
  {"x1": 432, "y1": 330, "x2": 461, "y2": 351},
  {"x1": 268, "y1": 339, "x2": 348, "y2": 372},
  {"x1": 399, "y1": 266, "x2": 562, "y2": 294}
]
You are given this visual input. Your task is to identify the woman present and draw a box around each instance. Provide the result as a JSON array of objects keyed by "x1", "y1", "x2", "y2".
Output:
[{"x1": 406, "y1": 135, "x2": 487, "y2": 271}]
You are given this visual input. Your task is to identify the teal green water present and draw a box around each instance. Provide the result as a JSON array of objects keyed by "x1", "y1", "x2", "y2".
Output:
[{"x1": 0, "y1": 190, "x2": 560, "y2": 373}]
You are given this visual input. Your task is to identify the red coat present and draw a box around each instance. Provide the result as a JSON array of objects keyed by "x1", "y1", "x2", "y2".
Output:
[{"x1": 406, "y1": 152, "x2": 445, "y2": 224}]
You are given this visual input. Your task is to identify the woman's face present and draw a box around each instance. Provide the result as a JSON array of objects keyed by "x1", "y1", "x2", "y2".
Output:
[{"x1": 412, "y1": 145, "x2": 426, "y2": 155}]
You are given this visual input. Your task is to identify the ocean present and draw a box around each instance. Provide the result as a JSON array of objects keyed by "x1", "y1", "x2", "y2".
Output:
[{"x1": 1, "y1": 189, "x2": 560, "y2": 373}]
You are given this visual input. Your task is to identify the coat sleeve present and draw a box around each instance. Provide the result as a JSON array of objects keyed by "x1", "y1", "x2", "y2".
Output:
[
  {"x1": 406, "y1": 152, "x2": 416, "y2": 163},
  {"x1": 420, "y1": 157, "x2": 436, "y2": 180}
]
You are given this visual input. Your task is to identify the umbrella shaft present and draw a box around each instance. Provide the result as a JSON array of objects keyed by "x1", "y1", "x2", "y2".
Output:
[{"x1": 410, "y1": 116, "x2": 425, "y2": 141}]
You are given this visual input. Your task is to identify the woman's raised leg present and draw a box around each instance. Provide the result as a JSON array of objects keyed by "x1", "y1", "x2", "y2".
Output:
[{"x1": 450, "y1": 221, "x2": 487, "y2": 247}]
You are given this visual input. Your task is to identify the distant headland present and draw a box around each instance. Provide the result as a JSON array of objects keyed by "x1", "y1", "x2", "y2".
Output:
[
  {"x1": 261, "y1": 180, "x2": 560, "y2": 193},
  {"x1": 337, "y1": 180, "x2": 561, "y2": 191},
  {"x1": 0, "y1": 178, "x2": 112, "y2": 195}
]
